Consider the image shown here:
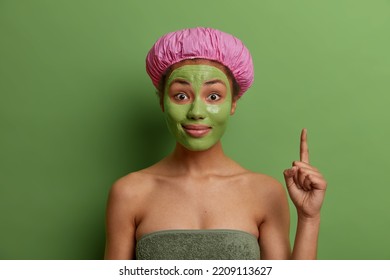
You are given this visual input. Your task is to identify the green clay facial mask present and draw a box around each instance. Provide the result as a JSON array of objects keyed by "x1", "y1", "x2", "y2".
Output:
[{"x1": 163, "y1": 64, "x2": 233, "y2": 151}]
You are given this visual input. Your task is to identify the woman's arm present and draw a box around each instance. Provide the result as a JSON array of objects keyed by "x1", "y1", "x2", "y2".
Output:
[
  {"x1": 104, "y1": 179, "x2": 137, "y2": 260},
  {"x1": 291, "y1": 215, "x2": 321, "y2": 259},
  {"x1": 258, "y1": 180, "x2": 291, "y2": 259},
  {"x1": 283, "y1": 128, "x2": 327, "y2": 259}
]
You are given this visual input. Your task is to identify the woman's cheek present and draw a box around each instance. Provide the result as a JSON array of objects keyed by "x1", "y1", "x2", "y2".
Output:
[
  {"x1": 166, "y1": 103, "x2": 188, "y2": 122},
  {"x1": 163, "y1": 103, "x2": 188, "y2": 138},
  {"x1": 207, "y1": 104, "x2": 231, "y2": 124},
  {"x1": 206, "y1": 105, "x2": 220, "y2": 114}
]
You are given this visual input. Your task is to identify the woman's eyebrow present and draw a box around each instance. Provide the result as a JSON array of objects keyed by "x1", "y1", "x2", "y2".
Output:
[
  {"x1": 204, "y1": 79, "x2": 226, "y2": 86},
  {"x1": 170, "y1": 78, "x2": 191, "y2": 86}
]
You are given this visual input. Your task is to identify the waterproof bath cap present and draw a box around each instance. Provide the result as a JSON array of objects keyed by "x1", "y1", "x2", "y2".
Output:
[{"x1": 146, "y1": 27, "x2": 254, "y2": 97}]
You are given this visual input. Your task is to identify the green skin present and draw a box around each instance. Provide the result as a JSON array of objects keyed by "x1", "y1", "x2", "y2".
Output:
[{"x1": 163, "y1": 65, "x2": 233, "y2": 151}]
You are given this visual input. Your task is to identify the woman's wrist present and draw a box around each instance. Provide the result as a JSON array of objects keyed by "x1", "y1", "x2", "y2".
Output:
[{"x1": 297, "y1": 212, "x2": 321, "y2": 224}]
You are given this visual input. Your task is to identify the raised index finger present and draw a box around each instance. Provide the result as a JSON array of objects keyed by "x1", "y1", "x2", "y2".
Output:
[{"x1": 300, "y1": 128, "x2": 310, "y2": 163}]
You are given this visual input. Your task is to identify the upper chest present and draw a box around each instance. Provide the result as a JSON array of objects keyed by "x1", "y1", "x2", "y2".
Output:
[
  {"x1": 146, "y1": 174, "x2": 261, "y2": 207},
  {"x1": 135, "y1": 175, "x2": 267, "y2": 237}
]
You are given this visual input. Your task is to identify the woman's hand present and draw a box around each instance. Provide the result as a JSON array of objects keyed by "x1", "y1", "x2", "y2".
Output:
[{"x1": 283, "y1": 128, "x2": 327, "y2": 219}]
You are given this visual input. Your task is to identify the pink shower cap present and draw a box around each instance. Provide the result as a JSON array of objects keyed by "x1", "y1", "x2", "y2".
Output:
[{"x1": 146, "y1": 27, "x2": 254, "y2": 97}]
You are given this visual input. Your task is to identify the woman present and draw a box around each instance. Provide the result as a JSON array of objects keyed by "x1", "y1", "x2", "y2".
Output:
[{"x1": 104, "y1": 27, "x2": 327, "y2": 260}]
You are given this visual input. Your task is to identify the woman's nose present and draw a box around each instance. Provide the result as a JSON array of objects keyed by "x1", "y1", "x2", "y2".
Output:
[{"x1": 187, "y1": 98, "x2": 206, "y2": 120}]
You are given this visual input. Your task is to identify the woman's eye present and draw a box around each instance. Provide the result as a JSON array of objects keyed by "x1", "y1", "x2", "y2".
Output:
[
  {"x1": 207, "y1": 93, "x2": 221, "y2": 101},
  {"x1": 174, "y1": 93, "x2": 189, "y2": 101}
]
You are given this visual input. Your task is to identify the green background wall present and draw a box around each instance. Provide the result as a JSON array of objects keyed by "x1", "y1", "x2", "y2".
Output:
[{"x1": 1, "y1": 0, "x2": 389, "y2": 259}]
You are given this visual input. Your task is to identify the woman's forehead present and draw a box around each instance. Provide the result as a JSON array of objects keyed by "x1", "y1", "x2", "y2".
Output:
[
  {"x1": 171, "y1": 59, "x2": 227, "y2": 72},
  {"x1": 167, "y1": 65, "x2": 230, "y2": 87},
  {"x1": 168, "y1": 59, "x2": 234, "y2": 87}
]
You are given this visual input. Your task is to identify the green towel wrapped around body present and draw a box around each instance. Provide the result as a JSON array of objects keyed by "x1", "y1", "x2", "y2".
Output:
[{"x1": 136, "y1": 229, "x2": 260, "y2": 260}]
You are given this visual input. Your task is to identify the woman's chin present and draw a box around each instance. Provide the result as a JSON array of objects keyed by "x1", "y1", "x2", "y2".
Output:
[{"x1": 179, "y1": 140, "x2": 218, "y2": 152}]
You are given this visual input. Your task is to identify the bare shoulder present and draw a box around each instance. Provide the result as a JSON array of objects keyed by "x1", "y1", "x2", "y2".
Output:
[
  {"x1": 108, "y1": 170, "x2": 155, "y2": 205},
  {"x1": 244, "y1": 171, "x2": 285, "y2": 192},
  {"x1": 105, "y1": 170, "x2": 158, "y2": 260},
  {"x1": 241, "y1": 171, "x2": 288, "y2": 206}
]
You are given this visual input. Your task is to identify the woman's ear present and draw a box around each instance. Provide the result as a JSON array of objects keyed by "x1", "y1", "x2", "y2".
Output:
[
  {"x1": 157, "y1": 90, "x2": 164, "y2": 112},
  {"x1": 230, "y1": 98, "x2": 238, "y2": 115}
]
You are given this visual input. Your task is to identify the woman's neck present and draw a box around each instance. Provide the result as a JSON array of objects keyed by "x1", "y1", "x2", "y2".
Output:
[{"x1": 167, "y1": 141, "x2": 231, "y2": 176}]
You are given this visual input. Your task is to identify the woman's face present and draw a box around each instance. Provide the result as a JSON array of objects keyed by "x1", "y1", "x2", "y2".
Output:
[{"x1": 163, "y1": 63, "x2": 236, "y2": 151}]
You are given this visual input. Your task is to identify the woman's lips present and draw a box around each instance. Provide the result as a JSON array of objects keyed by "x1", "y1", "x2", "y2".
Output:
[{"x1": 182, "y1": 124, "x2": 211, "y2": 138}]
